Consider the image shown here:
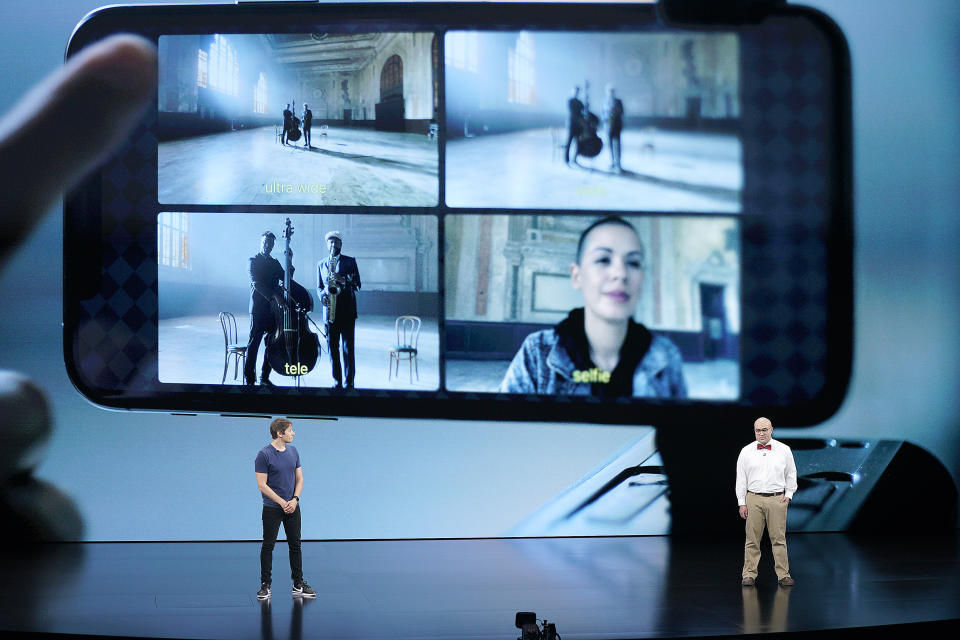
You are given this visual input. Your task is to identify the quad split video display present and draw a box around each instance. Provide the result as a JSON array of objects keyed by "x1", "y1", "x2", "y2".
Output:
[{"x1": 156, "y1": 30, "x2": 742, "y2": 400}]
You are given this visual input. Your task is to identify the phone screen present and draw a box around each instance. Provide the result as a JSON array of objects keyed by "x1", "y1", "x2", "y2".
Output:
[{"x1": 65, "y1": 3, "x2": 849, "y2": 425}]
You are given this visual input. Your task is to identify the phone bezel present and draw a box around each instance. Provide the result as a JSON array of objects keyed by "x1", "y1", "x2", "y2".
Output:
[{"x1": 63, "y1": 2, "x2": 852, "y2": 427}]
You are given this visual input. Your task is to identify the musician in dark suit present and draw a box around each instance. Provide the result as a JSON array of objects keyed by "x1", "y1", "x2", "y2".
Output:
[
  {"x1": 604, "y1": 85, "x2": 624, "y2": 173},
  {"x1": 564, "y1": 86, "x2": 585, "y2": 165},
  {"x1": 281, "y1": 104, "x2": 293, "y2": 146},
  {"x1": 301, "y1": 103, "x2": 312, "y2": 148},
  {"x1": 317, "y1": 231, "x2": 361, "y2": 389},
  {"x1": 245, "y1": 231, "x2": 285, "y2": 386}
]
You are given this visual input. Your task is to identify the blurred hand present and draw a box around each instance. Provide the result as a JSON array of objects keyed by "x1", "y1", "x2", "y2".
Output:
[
  {"x1": 0, "y1": 34, "x2": 157, "y2": 543},
  {"x1": 739, "y1": 505, "x2": 748, "y2": 519}
]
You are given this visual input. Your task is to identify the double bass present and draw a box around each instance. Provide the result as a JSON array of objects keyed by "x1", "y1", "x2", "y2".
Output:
[
  {"x1": 265, "y1": 218, "x2": 319, "y2": 379},
  {"x1": 576, "y1": 80, "x2": 603, "y2": 159},
  {"x1": 287, "y1": 100, "x2": 302, "y2": 142}
]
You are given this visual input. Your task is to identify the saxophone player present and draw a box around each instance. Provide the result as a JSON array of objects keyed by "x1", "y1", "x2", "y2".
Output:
[{"x1": 317, "y1": 231, "x2": 361, "y2": 389}]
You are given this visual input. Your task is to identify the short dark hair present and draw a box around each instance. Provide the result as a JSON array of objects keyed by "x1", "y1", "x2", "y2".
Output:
[
  {"x1": 575, "y1": 215, "x2": 643, "y2": 265},
  {"x1": 261, "y1": 231, "x2": 276, "y2": 240},
  {"x1": 269, "y1": 417, "x2": 292, "y2": 439}
]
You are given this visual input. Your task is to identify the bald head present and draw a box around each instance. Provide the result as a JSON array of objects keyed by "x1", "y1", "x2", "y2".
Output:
[{"x1": 754, "y1": 417, "x2": 773, "y2": 445}]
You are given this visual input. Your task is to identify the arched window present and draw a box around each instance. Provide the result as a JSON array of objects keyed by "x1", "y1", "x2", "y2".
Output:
[
  {"x1": 254, "y1": 72, "x2": 268, "y2": 114},
  {"x1": 380, "y1": 55, "x2": 403, "y2": 100},
  {"x1": 445, "y1": 32, "x2": 478, "y2": 73},
  {"x1": 158, "y1": 212, "x2": 190, "y2": 269},
  {"x1": 508, "y1": 32, "x2": 535, "y2": 105},
  {"x1": 204, "y1": 34, "x2": 239, "y2": 96},
  {"x1": 197, "y1": 49, "x2": 208, "y2": 88}
]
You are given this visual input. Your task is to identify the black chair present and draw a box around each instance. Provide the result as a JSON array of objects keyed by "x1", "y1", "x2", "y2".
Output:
[{"x1": 219, "y1": 312, "x2": 247, "y2": 384}]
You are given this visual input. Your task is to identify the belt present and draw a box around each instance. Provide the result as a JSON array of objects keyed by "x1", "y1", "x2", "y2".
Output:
[{"x1": 748, "y1": 491, "x2": 784, "y2": 497}]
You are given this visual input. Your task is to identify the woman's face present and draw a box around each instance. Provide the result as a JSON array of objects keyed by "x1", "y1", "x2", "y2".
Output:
[{"x1": 571, "y1": 223, "x2": 644, "y2": 322}]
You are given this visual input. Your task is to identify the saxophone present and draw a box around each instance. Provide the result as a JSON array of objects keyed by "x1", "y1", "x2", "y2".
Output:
[{"x1": 323, "y1": 252, "x2": 345, "y2": 324}]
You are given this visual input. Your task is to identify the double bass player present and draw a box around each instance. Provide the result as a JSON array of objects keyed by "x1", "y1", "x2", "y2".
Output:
[
  {"x1": 281, "y1": 104, "x2": 293, "y2": 146},
  {"x1": 245, "y1": 231, "x2": 284, "y2": 387},
  {"x1": 564, "y1": 86, "x2": 585, "y2": 166},
  {"x1": 565, "y1": 83, "x2": 604, "y2": 166},
  {"x1": 244, "y1": 224, "x2": 319, "y2": 386},
  {"x1": 281, "y1": 101, "x2": 302, "y2": 146}
]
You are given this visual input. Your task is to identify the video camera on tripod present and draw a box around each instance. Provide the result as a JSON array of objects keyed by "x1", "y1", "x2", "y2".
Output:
[{"x1": 515, "y1": 612, "x2": 560, "y2": 640}]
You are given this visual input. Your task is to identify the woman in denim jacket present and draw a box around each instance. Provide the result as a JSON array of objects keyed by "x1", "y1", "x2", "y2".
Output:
[{"x1": 499, "y1": 216, "x2": 687, "y2": 398}]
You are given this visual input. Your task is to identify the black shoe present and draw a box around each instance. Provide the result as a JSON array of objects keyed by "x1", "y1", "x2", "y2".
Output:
[
  {"x1": 257, "y1": 582, "x2": 271, "y2": 599},
  {"x1": 292, "y1": 581, "x2": 316, "y2": 598},
  {"x1": 331, "y1": 383, "x2": 343, "y2": 391},
  {"x1": 259, "y1": 378, "x2": 276, "y2": 388}
]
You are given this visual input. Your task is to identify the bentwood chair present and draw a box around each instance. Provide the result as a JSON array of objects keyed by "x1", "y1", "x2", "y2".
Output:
[
  {"x1": 388, "y1": 315, "x2": 421, "y2": 383},
  {"x1": 219, "y1": 312, "x2": 247, "y2": 384}
]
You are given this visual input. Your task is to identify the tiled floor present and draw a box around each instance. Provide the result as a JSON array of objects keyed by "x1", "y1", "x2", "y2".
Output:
[
  {"x1": 159, "y1": 125, "x2": 439, "y2": 206},
  {"x1": 160, "y1": 313, "x2": 440, "y2": 391},
  {"x1": 446, "y1": 128, "x2": 742, "y2": 212}
]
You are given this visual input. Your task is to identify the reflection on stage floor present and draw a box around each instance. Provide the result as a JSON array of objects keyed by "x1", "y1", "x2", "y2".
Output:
[
  {"x1": 160, "y1": 313, "x2": 439, "y2": 390},
  {"x1": 158, "y1": 125, "x2": 439, "y2": 206},
  {"x1": 1, "y1": 533, "x2": 957, "y2": 640},
  {"x1": 446, "y1": 127, "x2": 742, "y2": 212}
]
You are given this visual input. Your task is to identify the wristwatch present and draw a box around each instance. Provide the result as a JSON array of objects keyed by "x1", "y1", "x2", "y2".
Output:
[{"x1": 292, "y1": 496, "x2": 299, "y2": 501}]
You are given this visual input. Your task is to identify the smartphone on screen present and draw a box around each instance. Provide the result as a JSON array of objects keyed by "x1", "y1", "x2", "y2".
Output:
[{"x1": 63, "y1": 1, "x2": 852, "y2": 426}]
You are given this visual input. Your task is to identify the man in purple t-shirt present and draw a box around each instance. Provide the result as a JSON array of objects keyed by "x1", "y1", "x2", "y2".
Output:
[{"x1": 254, "y1": 418, "x2": 316, "y2": 599}]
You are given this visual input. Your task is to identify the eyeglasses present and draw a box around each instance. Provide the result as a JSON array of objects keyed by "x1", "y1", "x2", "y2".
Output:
[{"x1": 754, "y1": 428, "x2": 771, "y2": 433}]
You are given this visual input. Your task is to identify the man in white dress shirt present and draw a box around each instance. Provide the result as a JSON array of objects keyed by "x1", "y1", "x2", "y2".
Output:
[{"x1": 736, "y1": 417, "x2": 797, "y2": 587}]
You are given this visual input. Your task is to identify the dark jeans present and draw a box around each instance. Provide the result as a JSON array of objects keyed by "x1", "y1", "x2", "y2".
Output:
[
  {"x1": 303, "y1": 125, "x2": 311, "y2": 146},
  {"x1": 260, "y1": 505, "x2": 302, "y2": 585},
  {"x1": 608, "y1": 127, "x2": 622, "y2": 169},
  {"x1": 245, "y1": 312, "x2": 275, "y2": 384},
  {"x1": 564, "y1": 125, "x2": 582, "y2": 163},
  {"x1": 327, "y1": 319, "x2": 356, "y2": 386}
]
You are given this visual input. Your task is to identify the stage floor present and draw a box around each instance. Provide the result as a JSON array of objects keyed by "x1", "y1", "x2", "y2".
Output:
[
  {"x1": 1, "y1": 533, "x2": 957, "y2": 639},
  {"x1": 158, "y1": 125, "x2": 439, "y2": 206},
  {"x1": 445, "y1": 127, "x2": 742, "y2": 212},
  {"x1": 159, "y1": 314, "x2": 439, "y2": 390}
]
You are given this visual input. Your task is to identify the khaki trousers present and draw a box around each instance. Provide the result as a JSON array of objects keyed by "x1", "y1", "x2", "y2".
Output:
[{"x1": 742, "y1": 492, "x2": 790, "y2": 580}]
